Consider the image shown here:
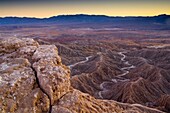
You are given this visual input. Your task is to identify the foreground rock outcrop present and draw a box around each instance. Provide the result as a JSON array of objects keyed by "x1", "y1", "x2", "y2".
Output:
[{"x1": 0, "y1": 38, "x2": 164, "y2": 113}]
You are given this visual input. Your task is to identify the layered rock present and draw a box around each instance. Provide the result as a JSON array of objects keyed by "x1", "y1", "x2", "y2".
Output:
[{"x1": 0, "y1": 38, "x2": 164, "y2": 113}]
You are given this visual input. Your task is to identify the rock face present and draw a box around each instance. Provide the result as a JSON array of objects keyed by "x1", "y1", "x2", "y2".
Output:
[
  {"x1": 0, "y1": 38, "x2": 50, "y2": 113},
  {"x1": 32, "y1": 45, "x2": 70, "y2": 105},
  {"x1": 0, "y1": 38, "x2": 164, "y2": 113}
]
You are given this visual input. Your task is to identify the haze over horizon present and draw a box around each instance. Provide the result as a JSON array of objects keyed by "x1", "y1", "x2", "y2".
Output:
[{"x1": 0, "y1": 0, "x2": 170, "y2": 18}]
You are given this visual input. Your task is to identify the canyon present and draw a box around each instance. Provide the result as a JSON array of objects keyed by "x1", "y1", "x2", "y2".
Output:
[
  {"x1": 0, "y1": 15, "x2": 170, "y2": 112},
  {"x1": 0, "y1": 37, "x2": 166, "y2": 113}
]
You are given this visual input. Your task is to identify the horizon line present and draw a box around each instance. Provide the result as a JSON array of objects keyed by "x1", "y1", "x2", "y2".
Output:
[{"x1": 0, "y1": 13, "x2": 169, "y2": 19}]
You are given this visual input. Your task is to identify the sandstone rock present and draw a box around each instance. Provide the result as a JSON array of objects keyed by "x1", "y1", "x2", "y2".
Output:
[
  {"x1": 32, "y1": 45, "x2": 70, "y2": 105},
  {"x1": 0, "y1": 38, "x2": 164, "y2": 113},
  {"x1": 52, "y1": 106, "x2": 72, "y2": 113},
  {"x1": 32, "y1": 45, "x2": 61, "y2": 63},
  {"x1": 52, "y1": 89, "x2": 163, "y2": 113},
  {"x1": 16, "y1": 88, "x2": 50, "y2": 113},
  {"x1": 0, "y1": 37, "x2": 39, "y2": 63},
  {"x1": 0, "y1": 38, "x2": 49, "y2": 113},
  {"x1": 0, "y1": 37, "x2": 39, "y2": 54},
  {"x1": 52, "y1": 89, "x2": 122, "y2": 113},
  {"x1": 0, "y1": 58, "x2": 49, "y2": 112}
]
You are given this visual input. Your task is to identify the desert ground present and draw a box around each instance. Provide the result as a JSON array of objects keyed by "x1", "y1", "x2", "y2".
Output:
[{"x1": 0, "y1": 23, "x2": 170, "y2": 112}]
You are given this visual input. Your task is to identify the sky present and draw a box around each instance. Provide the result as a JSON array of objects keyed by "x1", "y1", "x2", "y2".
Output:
[{"x1": 0, "y1": 0, "x2": 170, "y2": 18}]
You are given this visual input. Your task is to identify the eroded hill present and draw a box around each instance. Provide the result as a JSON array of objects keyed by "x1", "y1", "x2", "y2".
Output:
[{"x1": 0, "y1": 38, "x2": 164, "y2": 113}]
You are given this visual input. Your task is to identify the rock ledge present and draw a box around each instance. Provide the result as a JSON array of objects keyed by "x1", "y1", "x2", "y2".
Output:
[{"x1": 0, "y1": 38, "x2": 164, "y2": 113}]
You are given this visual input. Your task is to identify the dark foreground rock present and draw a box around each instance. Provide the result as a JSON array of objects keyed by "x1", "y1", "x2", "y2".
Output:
[{"x1": 0, "y1": 38, "x2": 164, "y2": 113}]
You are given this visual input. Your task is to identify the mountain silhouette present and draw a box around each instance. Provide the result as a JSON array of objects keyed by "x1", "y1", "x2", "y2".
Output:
[{"x1": 0, "y1": 14, "x2": 170, "y2": 25}]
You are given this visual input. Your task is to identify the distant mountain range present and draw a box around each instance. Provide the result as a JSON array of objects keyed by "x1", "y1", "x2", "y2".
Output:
[{"x1": 0, "y1": 14, "x2": 170, "y2": 25}]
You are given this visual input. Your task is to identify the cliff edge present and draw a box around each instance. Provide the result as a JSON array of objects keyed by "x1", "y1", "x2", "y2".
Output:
[{"x1": 0, "y1": 38, "x2": 164, "y2": 113}]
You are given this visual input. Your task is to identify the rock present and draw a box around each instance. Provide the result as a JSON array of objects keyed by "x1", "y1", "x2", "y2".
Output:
[
  {"x1": 52, "y1": 89, "x2": 122, "y2": 113},
  {"x1": 16, "y1": 88, "x2": 50, "y2": 113},
  {"x1": 0, "y1": 38, "x2": 49, "y2": 113},
  {"x1": 52, "y1": 106, "x2": 72, "y2": 113},
  {"x1": 52, "y1": 89, "x2": 163, "y2": 113},
  {"x1": 0, "y1": 57, "x2": 50, "y2": 112},
  {"x1": 32, "y1": 45, "x2": 70, "y2": 105},
  {"x1": 32, "y1": 45, "x2": 61, "y2": 63},
  {"x1": 0, "y1": 37, "x2": 39, "y2": 54},
  {"x1": 0, "y1": 38, "x2": 164, "y2": 113}
]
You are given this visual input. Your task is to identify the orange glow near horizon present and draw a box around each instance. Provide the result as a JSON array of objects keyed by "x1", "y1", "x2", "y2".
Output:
[{"x1": 0, "y1": 1, "x2": 170, "y2": 18}]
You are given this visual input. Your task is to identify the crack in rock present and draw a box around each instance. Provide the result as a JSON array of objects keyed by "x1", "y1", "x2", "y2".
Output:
[{"x1": 31, "y1": 65, "x2": 52, "y2": 113}]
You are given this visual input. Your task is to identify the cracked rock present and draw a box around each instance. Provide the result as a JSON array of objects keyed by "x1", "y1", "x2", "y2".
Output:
[
  {"x1": 32, "y1": 45, "x2": 70, "y2": 105},
  {"x1": 0, "y1": 38, "x2": 164, "y2": 113},
  {"x1": 0, "y1": 38, "x2": 49, "y2": 113}
]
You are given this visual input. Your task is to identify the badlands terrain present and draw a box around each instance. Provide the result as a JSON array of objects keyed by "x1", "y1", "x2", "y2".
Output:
[{"x1": 0, "y1": 15, "x2": 170, "y2": 113}]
